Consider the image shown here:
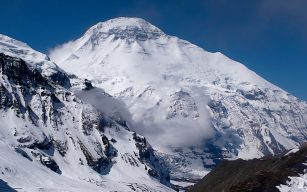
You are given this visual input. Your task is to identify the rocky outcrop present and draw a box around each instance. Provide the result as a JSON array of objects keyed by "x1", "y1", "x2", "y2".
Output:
[
  {"x1": 189, "y1": 145, "x2": 307, "y2": 192},
  {"x1": 132, "y1": 132, "x2": 170, "y2": 185}
]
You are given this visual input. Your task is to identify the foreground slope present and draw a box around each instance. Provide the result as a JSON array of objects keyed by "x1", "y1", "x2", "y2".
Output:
[
  {"x1": 189, "y1": 145, "x2": 307, "y2": 192},
  {"x1": 0, "y1": 35, "x2": 172, "y2": 192},
  {"x1": 52, "y1": 17, "x2": 307, "y2": 181}
]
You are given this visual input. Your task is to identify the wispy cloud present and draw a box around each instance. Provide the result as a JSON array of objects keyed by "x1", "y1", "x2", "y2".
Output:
[{"x1": 48, "y1": 40, "x2": 76, "y2": 63}]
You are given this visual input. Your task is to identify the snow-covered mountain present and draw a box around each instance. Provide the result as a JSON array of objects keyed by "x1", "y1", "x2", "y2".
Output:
[
  {"x1": 0, "y1": 34, "x2": 172, "y2": 191},
  {"x1": 51, "y1": 17, "x2": 307, "y2": 182}
]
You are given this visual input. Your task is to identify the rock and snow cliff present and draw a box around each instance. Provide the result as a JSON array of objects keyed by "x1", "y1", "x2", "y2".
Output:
[{"x1": 0, "y1": 34, "x2": 172, "y2": 192}]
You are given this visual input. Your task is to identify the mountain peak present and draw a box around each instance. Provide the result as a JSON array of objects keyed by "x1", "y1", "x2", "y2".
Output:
[
  {"x1": 83, "y1": 17, "x2": 165, "y2": 41},
  {"x1": 0, "y1": 34, "x2": 48, "y2": 63},
  {"x1": 90, "y1": 17, "x2": 163, "y2": 32},
  {"x1": 0, "y1": 34, "x2": 71, "y2": 87},
  {"x1": 0, "y1": 34, "x2": 29, "y2": 48}
]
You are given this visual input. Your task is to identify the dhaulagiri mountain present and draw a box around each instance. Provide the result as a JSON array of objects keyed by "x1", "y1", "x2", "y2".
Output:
[
  {"x1": 51, "y1": 17, "x2": 307, "y2": 183},
  {"x1": 0, "y1": 17, "x2": 306, "y2": 191}
]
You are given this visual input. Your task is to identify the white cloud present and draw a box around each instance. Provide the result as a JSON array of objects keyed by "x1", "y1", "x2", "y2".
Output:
[{"x1": 48, "y1": 41, "x2": 76, "y2": 64}]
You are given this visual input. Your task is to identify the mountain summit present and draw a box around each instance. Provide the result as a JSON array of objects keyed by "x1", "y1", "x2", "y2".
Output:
[
  {"x1": 80, "y1": 17, "x2": 164, "y2": 48},
  {"x1": 86, "y1": 17, "x2": 164, "y2": 35},
  {"x1": 51, "y1": 17, "x2": 307, "y2": 184}
]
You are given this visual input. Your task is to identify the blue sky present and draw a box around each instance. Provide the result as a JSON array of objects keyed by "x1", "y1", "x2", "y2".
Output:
[{"x1": 0, "y1": 0, "x2": 306, "y2": 100}]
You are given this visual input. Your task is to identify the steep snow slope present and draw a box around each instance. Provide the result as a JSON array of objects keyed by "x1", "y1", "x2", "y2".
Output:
[
  {"x1": 0, "y1": 35, "x2": 173, "y2": 192},
  {"x1": 51, "y1": 17, "x2": 307, "y2": 182}
]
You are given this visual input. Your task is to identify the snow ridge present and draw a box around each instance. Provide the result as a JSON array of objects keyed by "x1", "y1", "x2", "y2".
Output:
[
  {"x1": 0, "y1": 34, "x2": 70, "y2": 88},
  {"x1": 87, "y1": 17, "x2": 164, "y2": 34}
]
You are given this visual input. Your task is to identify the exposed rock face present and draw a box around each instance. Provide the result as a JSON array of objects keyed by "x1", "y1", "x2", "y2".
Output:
[
  {"x1": 189, "y1": 145, "x2": 307, "y2": 192},
  {"x1": 132, "y1": 132, "x2": 170, "y2": 184},
  {"x1": 0, "y1": 34, "x2": 71, "y2": 88}
]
